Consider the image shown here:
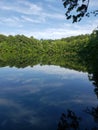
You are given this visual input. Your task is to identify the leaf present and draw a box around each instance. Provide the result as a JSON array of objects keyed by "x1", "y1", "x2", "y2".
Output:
[{"x1": 67, "y1": 15, "x2": 71, "y2": 19}]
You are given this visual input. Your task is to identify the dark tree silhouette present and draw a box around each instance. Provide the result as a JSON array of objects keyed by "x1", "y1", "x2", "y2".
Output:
[
  {"x1": 62, "y1": 0, "x2": 98, "y2": 22},
  {"x1": 57, "y1": 109, "x2": 98, "y2": 130},
  {"x1": 84, "y1": 106, "x2": 98, "y2": 123},
  {"x1": 57, "y1": 109, "x2": 81, "y2": 130}
]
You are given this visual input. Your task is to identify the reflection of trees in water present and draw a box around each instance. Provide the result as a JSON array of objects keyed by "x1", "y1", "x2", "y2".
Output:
[
  {"x1": 57, "y1": 108, "x2": 98, "y2": 130},
  {"x1": 88, "y1": 69, "x2": 98, "y2": 99},
  {"x1": 57, "y1": 109, "x2": 81, "y2": 130},
  {"x1": 84, "y1": 106, "x2": 98, "y2": 123},
  {"x1": 57, "y1": 56, "x2": 98, "y2": 129},
  {"x1": 57, "y1": 67, "x2": 98, "y2": 130}
]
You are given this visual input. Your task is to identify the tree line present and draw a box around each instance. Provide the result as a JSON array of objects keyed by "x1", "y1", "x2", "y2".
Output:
[{"x1": 0, "y1": 30, "x2": 97, "y2": 72}]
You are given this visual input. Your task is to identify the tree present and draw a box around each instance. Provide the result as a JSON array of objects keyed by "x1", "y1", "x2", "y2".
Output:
[{"x1": 62, "y1": 0, "x2": 98, "y2": 22}]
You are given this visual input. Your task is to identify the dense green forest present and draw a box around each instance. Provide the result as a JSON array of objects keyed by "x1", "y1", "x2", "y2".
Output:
[
  {"x1": 0, "y1": 30, "x2": 98, "y2": 96},
  {"x1": 0, "y1": 30, "x2": 98, "y2": 70},
  {"x1": 0, "y1": 30, "x2": 97, "y2": 71}
]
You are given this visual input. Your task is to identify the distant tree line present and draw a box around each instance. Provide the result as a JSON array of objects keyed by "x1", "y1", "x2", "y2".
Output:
[{"x1": 0, "y1": 30, "x2": 97, "y2": 71}]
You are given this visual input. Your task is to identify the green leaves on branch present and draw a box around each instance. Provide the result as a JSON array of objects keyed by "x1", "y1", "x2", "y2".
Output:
[{"x1": 62, "y1": 0, "x2": 97, "y2": 22}]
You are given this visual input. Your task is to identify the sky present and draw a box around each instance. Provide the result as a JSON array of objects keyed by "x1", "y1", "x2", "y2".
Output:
[{"x1": 0, "y1": 0, "x2": 98, "y2": 39}]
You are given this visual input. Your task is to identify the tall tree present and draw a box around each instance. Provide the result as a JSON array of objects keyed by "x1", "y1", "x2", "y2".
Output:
[{"x1": 62, "y1": 0, "x2": 98, "y2": 22}]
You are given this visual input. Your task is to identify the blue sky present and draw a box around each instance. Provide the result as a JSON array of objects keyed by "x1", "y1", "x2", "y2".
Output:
[{"x1": 0, "y1": 0, "x2": 98, "y2": 39}]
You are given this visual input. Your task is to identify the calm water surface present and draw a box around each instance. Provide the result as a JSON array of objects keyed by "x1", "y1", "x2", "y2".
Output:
[{"x1": 0, "y1": 65, "x2": 98, "y2": 130}]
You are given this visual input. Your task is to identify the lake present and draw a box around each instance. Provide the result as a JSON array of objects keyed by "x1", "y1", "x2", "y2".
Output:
[{"x1": 0, "y1": 64, "x2": 98, "y2": 130}]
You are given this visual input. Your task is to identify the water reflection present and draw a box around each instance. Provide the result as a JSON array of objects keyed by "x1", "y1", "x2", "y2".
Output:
[
  {"x1": 57, "y1": 108, "x2": 98, "y2": 130},
  {"x1": 0, "y1": 65, "x2": 98, "y2": 130},
  {"x1": 57, "y1": 109, "x2": 81, "y2": 130},
  {"x1": 0, "y1": 50, "x2": 98, "y2": 130},
  {"x1": 88, "y1": 71, "x2": 98, "y2": 99},
  {"x1": 57, "y1": 63, "x2": 98, "y2": 130},
  {"x1": 84, "y1": 106, "x2": 98, "y2": 123}
]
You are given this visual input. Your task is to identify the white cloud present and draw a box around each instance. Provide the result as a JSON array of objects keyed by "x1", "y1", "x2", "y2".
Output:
[
  {"x1": 0, "y1": 16, "x2": 23, "y2": 27},
  {"x1": 1, "y1": 21, "x2": 95, "y2": 39},
  {"x1": 1, "y1": 19, "x2": 97, "y2": 39},
  {"x1": 28, "y1": 65, "x2": 87, "y2": 79},
  {"x1": 0, "y1": 0, "x2": 98, "y2": 39},
  {"x1": 21, "y1": 15, "x2": 45, "y2": 23},
  {"x1": 0, "y1": 0, "x2": 65, "y2": 21},
  {"x1": 18, "y1": 0, "x2": 42, "y2": 12},
  {"x1": 89, "y1": 0, "x2": 98, "y2": 7},
  {"x1": 43, "y1": 12, "x2": 65, "y2": 20},
  {"x1": 15, "y1": 22, "x2": 94, "y2": 39},
  {"x1": 0, "y1": 0, "x2": 43, "y2": 15}
]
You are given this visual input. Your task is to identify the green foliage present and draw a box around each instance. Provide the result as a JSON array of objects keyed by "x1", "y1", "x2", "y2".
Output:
[
  {"x1": 62, "y1": 0, "x2": 98, "y2": 22},
  {"x1": 0, "y1": 33, "x2": 87, "y2": 70},
  {"x1": 0, "y1": 31, "x2": 97, "y2": 73}
]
